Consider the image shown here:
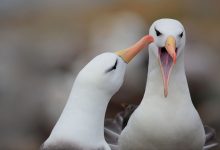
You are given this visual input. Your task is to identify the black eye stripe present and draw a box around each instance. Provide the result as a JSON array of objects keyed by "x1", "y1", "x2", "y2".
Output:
[
  {"x1": 179, "y1": 32, "x2": 183, "y2": 38},
  {"x1": 105, "y1": 59, "x2": 118, "y2": 73},
  {"x1": 155, "y1": 27, "x2": 162, "y2": 36}
]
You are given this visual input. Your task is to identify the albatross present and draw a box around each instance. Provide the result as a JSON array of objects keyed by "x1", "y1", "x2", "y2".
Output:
[
  {"x1": 41, "y1": 35, "x2": 153, "y2": 150},
  {"x1": 104, "y1": 18, "x2": 218, "y2": 150}
]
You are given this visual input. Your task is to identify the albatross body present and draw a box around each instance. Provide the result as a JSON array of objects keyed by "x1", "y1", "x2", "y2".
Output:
[
  {"x1": 41, "y1": 36, "x2": 153, "y2": 150},
  {"x1": 118, "y1": 19, "x2": 206, "y2": 150}
]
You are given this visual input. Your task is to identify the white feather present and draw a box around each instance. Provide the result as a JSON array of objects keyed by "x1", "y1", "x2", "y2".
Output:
[
  {"x1": 43, "y1": 53, "x2": 126, "y2": 150},
  {"x1": 118, "y1": 19, "x2": 205, "y2": 150}
]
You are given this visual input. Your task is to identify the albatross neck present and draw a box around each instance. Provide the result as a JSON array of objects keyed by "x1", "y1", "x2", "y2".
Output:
[
  {"x1": 49, "y1": 85, "x2": 111, "y2": 143},
  {"x1": 142, "y1": 49, "x2": 191, "y2": 103}
]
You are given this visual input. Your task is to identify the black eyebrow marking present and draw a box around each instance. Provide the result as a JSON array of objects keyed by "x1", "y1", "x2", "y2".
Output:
[
  {"x1": 105, "y1": 59, "x2": 118, "y2": 73},
  {"x1": 155, "y1": 27, "x2": 162, "y2": 36},
  {"x1": 179, "y1": 32, "x2": 183, "y2": 38}
]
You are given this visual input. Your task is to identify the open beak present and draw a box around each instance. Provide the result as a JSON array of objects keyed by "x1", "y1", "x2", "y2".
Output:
[
  {"x1": 115, "y1": 35, "x2": 154, "y2": 63},
  {"x1": 159, "y1": 36, "x2": 177, "y2": 97}
]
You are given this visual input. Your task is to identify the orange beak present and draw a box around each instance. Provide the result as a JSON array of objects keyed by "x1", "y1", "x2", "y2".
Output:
[
  {"x1": 159, "y1": 36, "x2": 177, "y2": 97},
  {"x1": 115, "y1": 35, "x2": 154, "y2": 63},
  {"x1": 165, "y1": 36, "x2": 176, "y2": 64}
]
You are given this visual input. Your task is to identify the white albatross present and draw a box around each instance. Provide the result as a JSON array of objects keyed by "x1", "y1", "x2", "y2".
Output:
[
  {"x1": 105, "y1": 18, "x2": 218, "y2": 150},
  {"x1": 41, "y1": 35, "x2": 153, "y2": 150}
]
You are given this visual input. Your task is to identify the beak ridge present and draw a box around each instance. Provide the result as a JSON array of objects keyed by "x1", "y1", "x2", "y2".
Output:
[{"x1": 165, "y1": 36, "x2": 176, "y2": 64}]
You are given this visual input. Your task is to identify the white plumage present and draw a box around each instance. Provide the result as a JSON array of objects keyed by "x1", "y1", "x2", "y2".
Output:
[
  {"x1": 118, "y1": 19, "x2": 206, "y2": 150},
  {"x1": 41, "y1": 36, "x2": 153, "y2": 150},
  {"x1": 42, "y1": 53, "x2": 126, "y2": 150}
]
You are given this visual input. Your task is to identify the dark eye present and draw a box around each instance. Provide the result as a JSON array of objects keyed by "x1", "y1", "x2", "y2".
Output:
[
  {"x1": 105, "y1": 59, "x2": 118, "y2": 73},
  {"x1": 155, "y1": 27, "x2": 162, "y2": 36},
  {"x1": 179, "y1": 32, "x2": 183, "y2": 38}
]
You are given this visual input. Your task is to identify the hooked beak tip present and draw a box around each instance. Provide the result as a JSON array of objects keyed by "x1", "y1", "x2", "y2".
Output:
[
  {"x1": 173, "y1": 53, "x2": 177, "y2": 64},
  {"x1": 164, "y1": 83, "x2": 168, "y2": 97},
  {"x1": 164, "y1": 93, "x2": 168, "y2": 98},
  {"x1": 145, "y1": 35, "x2": 154, "y2": 44},
  {"x1": 115, "y1": 35, "x2": 154, "y2": 63}
]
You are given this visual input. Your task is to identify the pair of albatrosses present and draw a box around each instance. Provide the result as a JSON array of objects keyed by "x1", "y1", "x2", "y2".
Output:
[{"x1": 41, "y1": 19, "x2": 218, "y2": 150}]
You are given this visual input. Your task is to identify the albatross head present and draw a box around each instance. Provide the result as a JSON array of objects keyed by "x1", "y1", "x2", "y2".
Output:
[
  {"x1": 149, "y1": 18, "x2": 185, "y2": 97},
  {"x1": 76, "y1": 52, "x2": 127, "y2": 96},
  {"x1": 76, "y1": 35, "x2": 153, "y2": 96}
]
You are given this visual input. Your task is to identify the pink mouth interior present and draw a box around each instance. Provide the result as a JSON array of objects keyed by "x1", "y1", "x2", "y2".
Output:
[{"x1": 159, "y1": 47, "x2": 176, "y2": 79}]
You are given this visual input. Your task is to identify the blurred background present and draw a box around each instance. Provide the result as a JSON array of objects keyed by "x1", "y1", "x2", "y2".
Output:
[{"x1": 0, "y1": 0, "x2": 219, "y2": 149}]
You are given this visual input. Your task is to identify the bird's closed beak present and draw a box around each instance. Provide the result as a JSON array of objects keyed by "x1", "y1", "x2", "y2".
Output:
[
  {"x1": 159, "y1": 36, "x2": 177, "y2": 97},
  {"x1": 115, "y1": 35, "x2": 154, "y2": 63}
]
